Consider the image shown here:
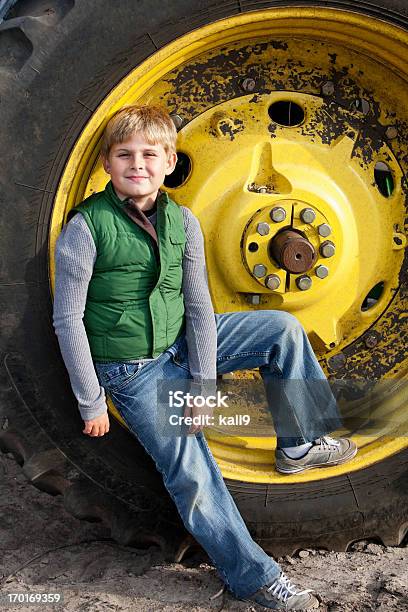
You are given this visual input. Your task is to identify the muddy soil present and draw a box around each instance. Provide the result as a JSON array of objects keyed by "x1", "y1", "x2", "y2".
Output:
[{"x1": 1, "y1": 451, "x2": 407, "y2": 612}]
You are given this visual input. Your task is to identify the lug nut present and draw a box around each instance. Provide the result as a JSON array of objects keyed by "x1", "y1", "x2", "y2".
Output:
[
  {"x1": 318, "y1": 223, "x2": 331, "y2": 237},
  {"x1": 265, "y1": 274, "x2": 281, "y2": 290},
  {"x1": 270, "y1": 207, "x2": 286, "y2": 223},
  {"x1": 247, "y1": 293, "x2": 260, "y2": 305},
  {"x1": 257, "y1": 222, "x2": 270, "y2": 236},
  {"x1": 322, "y1": 81, "x2": 335, "y2": 96},
  {"x1": 364, "y1": 332, "x2": 380, "y2": 349},
  {"x1": 253, "y1": 264, "x2": 267, "y2": 278},
  {"x1": 320, "y1": 241, "x2": 335, "y2": 258},
  {"x1": 386, "y1": 126, "x2": 398, "y2": 140},
  {"x1": 300, "y1": 208, "x2": 316, "y2": 224},
  {"x1": 241, "y1": 77, "x2": 256, "y2": 92},
  {"x1": 315, "y1": 265, "x2": 329, "y2": 279},
  {"x1": 296, "y1": 275, "x2": 312, "y2": 291},
  {"x1": 353, "y1": 98, "x2": 370, "y2": 115},
  {"x1": 170, "y1": 114, "x2": 184, "y2": 130},
  {"x1": 328, "y1": 352, "x2": 346, "y2": 371}
]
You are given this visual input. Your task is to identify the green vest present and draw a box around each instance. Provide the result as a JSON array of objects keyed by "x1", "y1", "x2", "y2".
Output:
[{"x1": 70, "y1": 181, "x2": 186, "y2": 361}]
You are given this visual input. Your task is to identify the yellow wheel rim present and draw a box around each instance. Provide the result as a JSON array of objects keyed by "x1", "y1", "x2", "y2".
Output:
[{"x1": 50, "y1": 7, "x2": 408, "y2": 483}]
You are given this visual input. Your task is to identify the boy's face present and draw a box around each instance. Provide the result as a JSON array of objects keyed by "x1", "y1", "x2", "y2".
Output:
[{"x1": 102, "y1": 132, "x2": 177, "y2": 207}]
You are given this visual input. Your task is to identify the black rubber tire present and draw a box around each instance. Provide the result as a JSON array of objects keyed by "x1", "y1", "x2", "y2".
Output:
[{"x1": 1, "y1": 0, "x2": 407, "y2": 555}]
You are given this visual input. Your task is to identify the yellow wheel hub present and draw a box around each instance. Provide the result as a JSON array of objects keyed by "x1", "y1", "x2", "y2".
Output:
[
  {"x1": 172, "y1": 92, "x2": 404, "y2": 351},
  {"x1": 50, "y1": 7, "x2": 408, "y2": 484}
]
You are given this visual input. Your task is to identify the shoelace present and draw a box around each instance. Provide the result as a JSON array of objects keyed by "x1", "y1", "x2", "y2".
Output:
[
  {"x1": 267, "y1": 572, "x2": 313, "y2": 602},
  {"x1": 315, "y1": 435, "x2": 341, "y2": 450}
]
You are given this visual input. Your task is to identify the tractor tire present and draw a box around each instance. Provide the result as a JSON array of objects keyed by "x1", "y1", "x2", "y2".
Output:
[{"x1": 0, "y1": 0, "x2": 407, "y2": 556}]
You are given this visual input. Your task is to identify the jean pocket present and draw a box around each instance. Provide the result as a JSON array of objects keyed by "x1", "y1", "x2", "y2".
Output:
[
  {"x1": 171, "y1": 350, "x2": 190, "y2": 372},
  {"x1": 95, "y1": 362, "x2": 144, "y2": 392}
]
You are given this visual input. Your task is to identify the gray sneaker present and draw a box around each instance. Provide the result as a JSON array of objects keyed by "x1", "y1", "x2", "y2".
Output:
[
  {"x1": 275, "y1": 436, "x2": 357, "y2": 474},
  {"x1": 244, "y1": 571, "x2": 319, "y2": 609}
]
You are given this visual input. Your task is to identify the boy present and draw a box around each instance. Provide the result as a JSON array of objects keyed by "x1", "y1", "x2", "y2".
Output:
[{"x1": 53, "y1": 105, "x2": 357, "y2": 609}]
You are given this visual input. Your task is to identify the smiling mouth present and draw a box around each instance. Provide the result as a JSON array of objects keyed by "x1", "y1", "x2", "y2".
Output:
[{"x1": 127, "y1": 176, "x2": 149, "y2": 180}]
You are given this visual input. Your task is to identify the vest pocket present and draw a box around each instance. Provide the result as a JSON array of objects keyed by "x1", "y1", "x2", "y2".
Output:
[
  {"x1": 169, "y1": 232, "x2": 184, "y2": 245},
  {"x1": 169, "y1": 226, "x2": 185, "y2": 264},
  {"x1": 87, "y1": 306, "x2": 154, "y2": 361},
  {"x1": 169, "y1": 214, "x2": 185, "y2": 245}
]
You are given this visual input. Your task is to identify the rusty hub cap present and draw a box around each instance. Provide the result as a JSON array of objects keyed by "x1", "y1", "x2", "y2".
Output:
[{"x1": 270, "y1": 229, "x2": 317, "y2": 273}]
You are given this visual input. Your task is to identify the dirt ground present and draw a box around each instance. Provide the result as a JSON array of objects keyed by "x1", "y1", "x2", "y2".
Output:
[{"x1": 1, "y1": 451, "x2": 407, "y2": 612}]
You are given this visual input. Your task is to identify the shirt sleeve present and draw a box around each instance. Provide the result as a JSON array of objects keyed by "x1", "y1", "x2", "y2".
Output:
[
  {"x1": 181, "y1": 207, "x2": 217, "y2": 392},
  {"x1": 53, "y1": 213, "x2": 108, "y2": 421}
]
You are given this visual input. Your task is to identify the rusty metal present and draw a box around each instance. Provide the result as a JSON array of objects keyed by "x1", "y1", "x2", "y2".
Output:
[{"x1": 270, "y1": 230, "x2": 317, "y2": 274}]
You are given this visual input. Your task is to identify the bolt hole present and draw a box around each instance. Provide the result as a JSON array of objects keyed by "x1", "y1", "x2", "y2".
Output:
[
  {"x1": 361, "y1": 281, "x2": 384, "y2": 312},
  {"x1": 248, "y1": 242, "x2": 259, "y2": 252},
  {"x1": 394, "y1": 236, "x2": 403, "y2": 246},
  {"x1": 295, "y1": 253, "x2": 302, "y2": 260},
  {"x1": 163, "y1": 152, "x2": 191, "y2": 188},
  {"x1": 374, "y1": 162, "x2": 394, "y2": 198},
  {"x1": 329, "y1": 342, "x2": 336, "y2": 348},
  {"x1": 268, "y1": 101, "x2": 304, "y2": 127}
]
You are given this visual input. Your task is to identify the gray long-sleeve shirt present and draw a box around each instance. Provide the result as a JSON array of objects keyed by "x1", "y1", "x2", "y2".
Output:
[{"x1": 53, "y1": 207, "x2": 217, "y2": 421}]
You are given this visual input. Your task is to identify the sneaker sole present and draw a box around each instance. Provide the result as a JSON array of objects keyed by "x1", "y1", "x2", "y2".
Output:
[
  {"x1": 241, "y1": 593, "x2": 320, "y2": 610},
  {"x1": 275, "y1": 444, "x2": 358, "y2": 474}
]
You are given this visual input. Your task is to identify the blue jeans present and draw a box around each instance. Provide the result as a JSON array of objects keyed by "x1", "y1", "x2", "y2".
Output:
[{"x1": 95, "y1": 310, "x2": 341, "y2": 598}]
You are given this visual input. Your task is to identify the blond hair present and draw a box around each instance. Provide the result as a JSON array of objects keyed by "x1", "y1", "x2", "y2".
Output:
[{"x1": 101, "y1": 105, "x2": 177, "y2": 157}]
